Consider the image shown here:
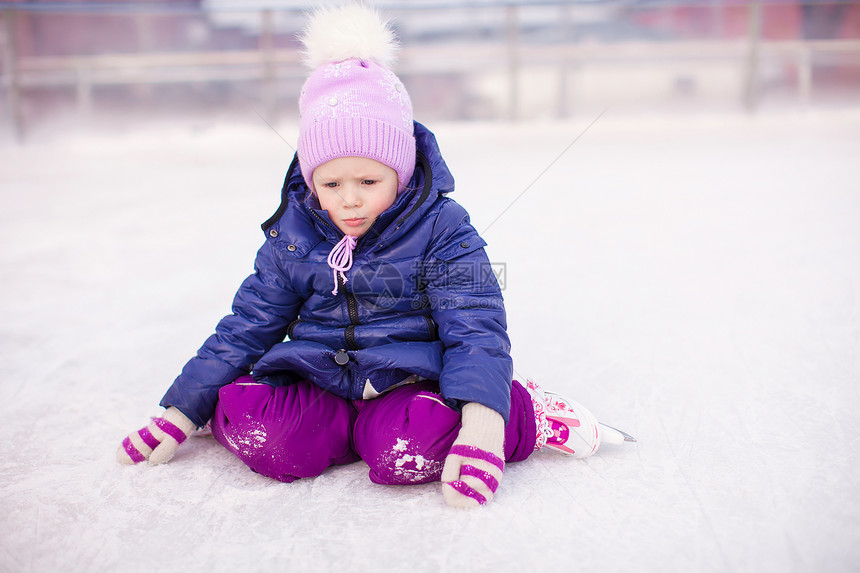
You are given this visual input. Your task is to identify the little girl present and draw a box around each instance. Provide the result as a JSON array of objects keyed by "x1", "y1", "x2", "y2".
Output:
[{"x1": 117, "y1": 6, "x2": 632, "y2": 508}]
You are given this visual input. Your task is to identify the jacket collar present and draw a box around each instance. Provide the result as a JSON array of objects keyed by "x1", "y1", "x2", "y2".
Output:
[{"x1": 262, "y1": 122, "x2": 454, "y2": 251}]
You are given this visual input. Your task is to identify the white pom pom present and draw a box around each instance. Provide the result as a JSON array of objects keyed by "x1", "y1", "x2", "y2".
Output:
[{"x1": 300, "y1": 5, "x2": 398, "y2": 68}]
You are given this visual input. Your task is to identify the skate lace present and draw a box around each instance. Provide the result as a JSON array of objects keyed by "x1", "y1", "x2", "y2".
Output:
[{"x1": 526, "y1": 379, "x2": 552, "y2": 451}]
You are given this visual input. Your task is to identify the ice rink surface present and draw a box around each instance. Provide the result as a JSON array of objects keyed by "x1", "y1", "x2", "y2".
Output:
[{"x1": 1, "y1": 109, "x2": 858, "y2": 572}]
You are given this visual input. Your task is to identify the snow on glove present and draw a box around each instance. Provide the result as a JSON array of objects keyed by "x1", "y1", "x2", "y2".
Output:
[
  {"x1": 441, "y1": 402, "x2": 506, "y2": 509},
  {"x1": 116, "y1": 407, "x2": 197, "y2": 465}
]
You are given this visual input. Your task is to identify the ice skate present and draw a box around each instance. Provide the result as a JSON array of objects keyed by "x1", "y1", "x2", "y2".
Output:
[{"x1": 525, "y1": 379, "x2": 636, "y2": 458}]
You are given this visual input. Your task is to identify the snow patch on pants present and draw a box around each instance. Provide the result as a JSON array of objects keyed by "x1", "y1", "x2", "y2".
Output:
[
  {"x1": 222, "y1": 416, "x2": 268, "y2": 455},
  {"x1": 381, "y1": 438, "x2": 443, "y2": 484}
]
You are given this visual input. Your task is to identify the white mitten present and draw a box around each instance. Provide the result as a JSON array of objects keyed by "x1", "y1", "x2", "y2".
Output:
[
  {"x1": 116, "y1": 407, "x2": 197, "y2": 465},
  {"x1": 441, "y1": 402, "x2": 506, "y2": 508}
]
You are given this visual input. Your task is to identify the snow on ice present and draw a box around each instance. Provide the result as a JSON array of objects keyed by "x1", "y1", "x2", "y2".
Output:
[{"x1": 0, "y1": 109, "x2": 858, "y2": 572}]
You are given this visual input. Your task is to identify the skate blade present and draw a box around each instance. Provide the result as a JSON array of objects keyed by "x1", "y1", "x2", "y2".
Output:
[{"x1": 599, "y1": 423, "x2": 637, "y2": 444}]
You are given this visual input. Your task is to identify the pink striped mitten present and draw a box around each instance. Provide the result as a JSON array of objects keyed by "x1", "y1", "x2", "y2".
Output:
[
  {"x1": 441, "y1": 402, "x2": 506, "y2": 508},
  {"x1": 116, "y1": 406, "x2": 197, "y2": 466}
]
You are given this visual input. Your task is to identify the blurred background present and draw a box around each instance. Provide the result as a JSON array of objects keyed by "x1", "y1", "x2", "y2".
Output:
[{"x1": 1, "y1": 0, "x2": 859, "y2": 142}]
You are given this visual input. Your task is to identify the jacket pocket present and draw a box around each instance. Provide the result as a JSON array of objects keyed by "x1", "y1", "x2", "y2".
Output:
[{"x1": 432, "y1": 232, "x2": 488, "y2": 263}]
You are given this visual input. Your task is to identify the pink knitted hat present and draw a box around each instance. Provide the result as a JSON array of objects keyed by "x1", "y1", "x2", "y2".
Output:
[{"x1": 298, "y1": 7, "x2": 415, "y2": 193}]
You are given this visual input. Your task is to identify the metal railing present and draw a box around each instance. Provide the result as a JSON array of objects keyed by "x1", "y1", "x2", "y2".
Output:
[{"x1": 2, "y1": 1, "x2": 859, "y2": 140}]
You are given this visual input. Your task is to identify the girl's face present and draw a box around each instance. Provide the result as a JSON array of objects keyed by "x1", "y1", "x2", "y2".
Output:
[{"x1": 313, "y1": 156, "x2": 399, "y2": 237}]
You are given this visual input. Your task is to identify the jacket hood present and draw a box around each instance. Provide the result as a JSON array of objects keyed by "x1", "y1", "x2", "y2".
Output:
[{"x1": 262, "y1": 121, "x2": 455, "y2": 250}]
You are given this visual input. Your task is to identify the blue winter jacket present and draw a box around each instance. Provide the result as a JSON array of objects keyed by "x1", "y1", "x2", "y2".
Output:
[{"x1": 160, "y1": 123, "x2": 513, "y2": 427}]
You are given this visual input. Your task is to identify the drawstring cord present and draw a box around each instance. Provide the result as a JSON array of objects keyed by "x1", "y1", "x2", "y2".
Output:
[{"x1": 327, "y1": 234, "x2": 357, "y2": 295}]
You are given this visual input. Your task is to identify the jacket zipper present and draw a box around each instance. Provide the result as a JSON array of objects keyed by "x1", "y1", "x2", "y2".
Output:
[
  {"x1": 307, "y1": 209, "x2": 362, "y2": 349},
  {"x1": 309, "y1": 208, "x2": 334, "y2": 232},
  {"x1": 330, "y1": 161, "x2": 428, "y2": 368},
  {"x1": 340, "y1": 274, "x2": 361, "y2": 350}
]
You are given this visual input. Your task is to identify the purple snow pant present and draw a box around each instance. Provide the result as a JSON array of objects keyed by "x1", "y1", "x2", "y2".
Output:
[{"x1": 209, "y1": 377, "x2": 537, "y2": 485}]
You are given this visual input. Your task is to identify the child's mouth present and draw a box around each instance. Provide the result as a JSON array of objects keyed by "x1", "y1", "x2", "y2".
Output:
[{"x1": 343, "y1": 218, "x2": 366, "y2": 227}]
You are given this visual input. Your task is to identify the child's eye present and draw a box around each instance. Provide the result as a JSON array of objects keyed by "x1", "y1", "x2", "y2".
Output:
[
  {"x1": 361, "y1": 179, "x2": 377, "y2": 186},
  {"x1": 323, "y1": 182, "x2": 339, "y2": 188}
]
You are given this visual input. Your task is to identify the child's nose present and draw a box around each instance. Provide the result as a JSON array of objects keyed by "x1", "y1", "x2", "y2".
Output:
[{"x1": 341, "y1": 185, "x2": 361, "y2": 207}]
